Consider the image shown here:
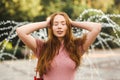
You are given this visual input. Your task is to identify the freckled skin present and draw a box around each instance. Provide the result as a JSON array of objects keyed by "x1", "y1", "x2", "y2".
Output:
[{"x1": 52, "y1": 15, "x2": 68, "y2": 41}]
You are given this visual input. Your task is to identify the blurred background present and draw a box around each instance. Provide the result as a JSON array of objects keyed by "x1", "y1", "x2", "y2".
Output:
[
  {"x1": 0, "y1": 0, "x2": 120, "y2": 21},
  {"x1": 0, "y1": 0, "x2": 120, "y2": 80}
]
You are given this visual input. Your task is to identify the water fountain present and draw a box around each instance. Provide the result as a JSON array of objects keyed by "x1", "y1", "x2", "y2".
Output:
[{"x1": 0, "y1": 9, "x2": 120, "y2": 80}]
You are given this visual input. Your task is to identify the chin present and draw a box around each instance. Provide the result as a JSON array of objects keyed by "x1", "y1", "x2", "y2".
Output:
[{"x1": 56, "y1": 35, "x2": 65, "y2": 38}]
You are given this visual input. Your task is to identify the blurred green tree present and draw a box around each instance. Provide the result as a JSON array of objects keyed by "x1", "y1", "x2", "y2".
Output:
[
  {"x1": 0, "y1": 0, "x2": 120, "y2": 21},
  {"x1": 0, "y1": 0, "x2": 42, "y2": 21}
]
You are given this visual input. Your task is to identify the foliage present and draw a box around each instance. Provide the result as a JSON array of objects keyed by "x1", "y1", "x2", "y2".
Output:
[
  {"x1": 0, "y1": 0, "x2": 120, "y2": 21},
  {"x1": 0, "y1": 0, "x2": 42, "y2": 21}
]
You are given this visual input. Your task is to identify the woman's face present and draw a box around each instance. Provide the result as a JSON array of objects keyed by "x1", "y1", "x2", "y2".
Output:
[{"x1": 52, "y1": 14, "x2": 68, "y2": 40}]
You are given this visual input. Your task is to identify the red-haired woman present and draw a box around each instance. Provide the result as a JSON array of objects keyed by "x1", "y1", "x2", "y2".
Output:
[{"x1": 16, "y1": 12, "x2": 101, "y2": 80}]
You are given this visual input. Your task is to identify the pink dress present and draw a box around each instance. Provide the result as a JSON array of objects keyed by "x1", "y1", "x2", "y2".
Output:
[{"x1": 35, "y1": 39, "x2": 84, "y2": 80}]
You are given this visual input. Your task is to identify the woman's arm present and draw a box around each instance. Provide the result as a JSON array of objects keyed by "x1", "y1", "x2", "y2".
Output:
[
  {"x1": 16, "y1": 21, "x2": 49, "y2": 53},
  {"x1": 71, "y1": 21, "x2": 102, "y2": 51}
]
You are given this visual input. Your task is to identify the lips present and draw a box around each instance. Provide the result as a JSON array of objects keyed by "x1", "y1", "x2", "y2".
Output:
[{"x1": 57, "y1": 31, "x2": 63, "y2": 34}]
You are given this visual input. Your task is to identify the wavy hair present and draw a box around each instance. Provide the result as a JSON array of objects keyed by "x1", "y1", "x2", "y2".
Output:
[{"x1": 36, "y1": 12, "x2": 86, "y2": 76}]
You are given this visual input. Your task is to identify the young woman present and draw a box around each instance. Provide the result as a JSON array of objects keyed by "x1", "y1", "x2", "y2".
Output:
[{"x1": 16, "y1": 12, "x2": 101, "y2": 80}]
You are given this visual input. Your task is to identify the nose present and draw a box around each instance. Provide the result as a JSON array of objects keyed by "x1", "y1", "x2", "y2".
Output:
[{"x1": 58, "y1": 24, "x2": 62, "y2": 29}]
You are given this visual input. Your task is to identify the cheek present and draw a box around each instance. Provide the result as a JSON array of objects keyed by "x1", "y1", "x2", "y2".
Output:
[
  {"x1": 64, "y1": 26, "x2": 68, "y2": 32},
  {"x1": 52, "y1": 26, "x2": 56, "y2": 34},
  {"x1": 52, "y1": 26, "x2": 56, "y2": 30}
]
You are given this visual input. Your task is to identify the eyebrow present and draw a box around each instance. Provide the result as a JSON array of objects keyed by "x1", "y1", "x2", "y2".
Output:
[
  {"x1": 61, "y1": 21, "x2": 66, "y2": 23},
  {"x1": 53, "y1": 21, "x2": 66, "y2": 23}
]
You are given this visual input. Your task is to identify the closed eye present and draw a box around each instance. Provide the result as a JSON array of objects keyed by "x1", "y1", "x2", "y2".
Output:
[
  {"x1": 62, "y1": 23, "x2": 66, "y2": 25},
  {"x1": 53, "y1": 22, "x2": 58, "y2": 26},
  {"x1": 61, "y1": 21, "x2": 66, "y2": 26}
]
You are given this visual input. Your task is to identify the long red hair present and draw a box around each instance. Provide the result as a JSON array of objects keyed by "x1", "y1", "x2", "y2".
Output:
[{"x1": 36, "y1": 12, "x2": 86, "y2": 76}]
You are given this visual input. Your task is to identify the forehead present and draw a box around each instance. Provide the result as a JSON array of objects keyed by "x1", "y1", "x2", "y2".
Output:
[{"x1": 53, "y1": 15, "x2": 66, "y2": 22}]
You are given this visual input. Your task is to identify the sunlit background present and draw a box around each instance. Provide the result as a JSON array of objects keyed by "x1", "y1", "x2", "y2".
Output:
[{"x1": 0, "y1": 0, "x2": 120, "y2": 80}]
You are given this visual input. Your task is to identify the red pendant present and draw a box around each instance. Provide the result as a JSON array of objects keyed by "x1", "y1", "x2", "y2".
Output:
[{"x1": 34, "y1": 76, "x2": 43, "y2": 80}]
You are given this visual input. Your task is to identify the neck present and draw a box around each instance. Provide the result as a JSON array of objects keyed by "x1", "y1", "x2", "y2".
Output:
[{"x1": 58, "y1": 37, "x2": 64, "y2": 44}]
